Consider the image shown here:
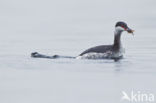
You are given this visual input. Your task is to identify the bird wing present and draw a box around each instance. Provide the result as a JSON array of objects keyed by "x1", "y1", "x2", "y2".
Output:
[{"x1": 79, "y1": 45, "x2": 112, "y2": 56}]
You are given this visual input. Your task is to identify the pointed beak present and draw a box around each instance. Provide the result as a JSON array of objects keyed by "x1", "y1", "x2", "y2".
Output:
[{"x1": 126, "y1": 27, "x2": 134, "y2": 35}]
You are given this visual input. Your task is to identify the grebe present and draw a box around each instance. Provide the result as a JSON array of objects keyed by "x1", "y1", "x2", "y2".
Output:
[
  {"x1": 77, "y1": 21, "x2": 134, "y2": 59},
  {"x1": 31, "y1": 21, "x2": 134, "y2": 60}
]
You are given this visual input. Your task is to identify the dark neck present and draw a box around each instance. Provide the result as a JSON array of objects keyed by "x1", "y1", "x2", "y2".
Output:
[{"x1": 113, "y1": 31, "x2": 122, "y2": 51}]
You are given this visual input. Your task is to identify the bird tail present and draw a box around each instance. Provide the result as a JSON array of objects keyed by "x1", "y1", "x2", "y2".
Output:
[{"x1": 31, "y1": 52, "x2": 75, "y2": 59}]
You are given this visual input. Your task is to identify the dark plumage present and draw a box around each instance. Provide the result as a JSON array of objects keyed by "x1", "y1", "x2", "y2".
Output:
[
  {"x1": 79, "y1": 45, "x2": 112, "y2": 56},
  {"x1": 78, "y1": 21, "x2": 134, "y2": 59}
]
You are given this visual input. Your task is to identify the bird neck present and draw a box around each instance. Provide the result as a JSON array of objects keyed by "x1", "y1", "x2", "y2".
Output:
[{"x1": 113, "y1": 30, "x2": 122, "y2": 51}]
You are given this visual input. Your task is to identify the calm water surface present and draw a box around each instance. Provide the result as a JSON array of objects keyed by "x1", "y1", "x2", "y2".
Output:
[{"x1": 0, "y1": 0, "x2": 156, "y2": 103}]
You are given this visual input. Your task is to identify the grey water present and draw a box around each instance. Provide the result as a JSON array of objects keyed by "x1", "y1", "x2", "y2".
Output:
[{"x1": 0, "y1": 0, "x2": 156, "y2": 103}]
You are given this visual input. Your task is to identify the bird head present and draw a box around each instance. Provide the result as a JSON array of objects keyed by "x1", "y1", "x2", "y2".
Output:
[{"x1": 115, "y1": 21, "x2": 134, "y2": 35}]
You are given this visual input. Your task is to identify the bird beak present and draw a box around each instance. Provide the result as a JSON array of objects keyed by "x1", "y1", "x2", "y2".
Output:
[{"x1": 126, "y1": 27, "x2": 134, "y2": 35}]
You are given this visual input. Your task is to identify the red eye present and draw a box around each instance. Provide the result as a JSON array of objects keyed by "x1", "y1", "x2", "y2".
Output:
[{"x1": 121, "y1": 25, "x2": 126, "y2": 30}]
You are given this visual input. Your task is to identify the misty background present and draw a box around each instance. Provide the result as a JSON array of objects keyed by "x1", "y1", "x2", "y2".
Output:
[
  {"x1": 0, "y1": 0, "x2": 156, "y2": 103},
  {"x1": 0, "y1": 0, "x2": 156, "y2": 55}
]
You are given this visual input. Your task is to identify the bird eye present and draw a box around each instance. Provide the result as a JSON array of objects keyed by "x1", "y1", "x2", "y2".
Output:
[
  {"x1": 121, "y1": 25, "x2": 124, "y2": 28},
  {"x1": 121, "y1": 25, "x2": 126, "y2": 30}
]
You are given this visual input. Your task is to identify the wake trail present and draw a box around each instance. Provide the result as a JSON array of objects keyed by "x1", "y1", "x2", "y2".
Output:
[{"x1": 31, "y1": 52, "x2": 75, "y2": 59}]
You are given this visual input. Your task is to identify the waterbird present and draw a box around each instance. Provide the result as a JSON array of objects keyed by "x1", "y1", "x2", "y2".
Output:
[{"x1": 31, "y1": 21, "x2": 134, "y2": 60}]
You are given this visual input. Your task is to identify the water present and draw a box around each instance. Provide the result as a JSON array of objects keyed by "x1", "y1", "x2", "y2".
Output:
[{"x1": 0, "y1": 0, "x2": 156, "y2": 103}]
